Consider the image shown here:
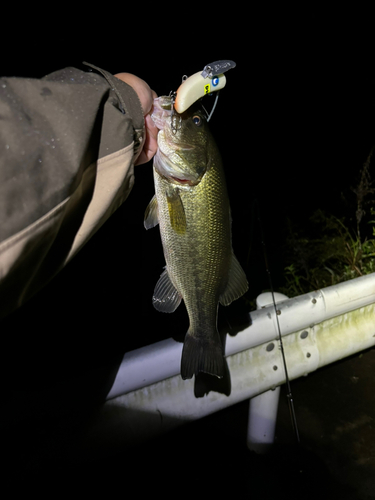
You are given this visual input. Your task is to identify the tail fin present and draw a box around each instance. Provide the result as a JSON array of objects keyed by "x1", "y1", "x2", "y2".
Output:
[{"x1": 180, "y1": 329, "x2": 224, "y2": 380}]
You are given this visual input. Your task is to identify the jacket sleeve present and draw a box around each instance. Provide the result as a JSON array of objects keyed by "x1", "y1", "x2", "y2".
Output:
[{"x1": 0, "y1": 64, "x2": 145, "y2": 318}]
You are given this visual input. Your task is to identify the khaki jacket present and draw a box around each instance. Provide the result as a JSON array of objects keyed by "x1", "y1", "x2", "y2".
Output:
[{"x1": 0, "y1": 64, "x2": 145, "y2": 318}]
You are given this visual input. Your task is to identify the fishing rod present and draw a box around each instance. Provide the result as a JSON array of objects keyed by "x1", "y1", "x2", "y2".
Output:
[{"x1": 254, "y1": 199, "x2": 300, "y2": 444}]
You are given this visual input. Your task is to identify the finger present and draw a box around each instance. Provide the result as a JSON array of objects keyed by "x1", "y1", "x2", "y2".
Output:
[{"x1": 135, "y1": 114, "x2": 159, "y2": 166}]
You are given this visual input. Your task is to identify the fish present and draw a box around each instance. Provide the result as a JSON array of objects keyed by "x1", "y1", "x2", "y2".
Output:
[{"x1": 144, "y1": 96, "x2": 248, "y2": 380}]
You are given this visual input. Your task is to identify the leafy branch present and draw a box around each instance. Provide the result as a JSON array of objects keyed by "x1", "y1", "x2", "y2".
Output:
[{"x1": 280, "y1": 150, "x2": 375, "y2": 297}]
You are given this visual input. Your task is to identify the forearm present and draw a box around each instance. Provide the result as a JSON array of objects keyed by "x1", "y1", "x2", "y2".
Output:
[{"x1": 0, "y1": 64, "x2": 144, "y2": 317}]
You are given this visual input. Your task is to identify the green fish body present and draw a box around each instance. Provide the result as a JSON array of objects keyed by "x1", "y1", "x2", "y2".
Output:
[{"x1": 145, "y1": 97, "x2": 248, "y2": 379}]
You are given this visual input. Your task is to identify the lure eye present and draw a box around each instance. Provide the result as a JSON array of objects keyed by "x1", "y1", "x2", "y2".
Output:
[{"x1": 192, "y1": 115, "x2": 202, "y2": 127}]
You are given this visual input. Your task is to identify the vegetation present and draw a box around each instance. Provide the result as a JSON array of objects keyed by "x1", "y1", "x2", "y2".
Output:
[{"x1": 280, "y1": 149, "x2": 375, "y2": 297}]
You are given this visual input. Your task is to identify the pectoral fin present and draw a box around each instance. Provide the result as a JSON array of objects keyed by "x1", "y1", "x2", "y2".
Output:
[
  {"x1": 144, "y1": 195, "x2": 159, "y2": 229},
  {"x1": 153, "y1": 268, "x2": 182, "y2": 313},
  {"x1": 166, "y1": 189, "x2": 186, "y2": 235},
  {"x1": 219, "y1": 254, "x2": 248, "y2": 306}
]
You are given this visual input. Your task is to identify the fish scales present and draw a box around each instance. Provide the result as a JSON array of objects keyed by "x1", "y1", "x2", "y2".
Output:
[
  {"x1": 145, "y1": 97, "x2": 248, "y2": 380},
  {"x1": 155, "y1": 141, "x2": 231, "y2": 321}
]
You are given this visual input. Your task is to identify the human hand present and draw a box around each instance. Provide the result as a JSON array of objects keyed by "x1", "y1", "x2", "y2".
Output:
[{"x1": 114, "y1": 73, "x2": 159, "y2": 165}]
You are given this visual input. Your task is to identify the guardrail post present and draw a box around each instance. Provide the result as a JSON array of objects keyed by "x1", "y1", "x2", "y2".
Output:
[{"x1": 246, "y1": 292, "x2": 288, "y2": 453}]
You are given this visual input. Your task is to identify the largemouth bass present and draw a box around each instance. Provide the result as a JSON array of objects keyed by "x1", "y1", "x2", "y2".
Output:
[{"x1": 144, "y1": 96, "x2": 248, "y2": 379}]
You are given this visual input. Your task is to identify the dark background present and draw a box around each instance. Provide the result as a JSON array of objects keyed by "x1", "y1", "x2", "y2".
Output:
[
  {"x1": 3, "y1": 8, "x2": 373, "y2": 342},
  {"x1": 2, "y1": 7, "x2": 375, "y2": 497},
  {"x1": 4, "y1": 6, "x2": 374, "y2": 289}
]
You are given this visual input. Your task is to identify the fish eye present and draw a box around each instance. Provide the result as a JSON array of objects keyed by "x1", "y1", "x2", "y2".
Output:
[{"x1": 192, "y1": 115, "x2": 202, "y2": 127}]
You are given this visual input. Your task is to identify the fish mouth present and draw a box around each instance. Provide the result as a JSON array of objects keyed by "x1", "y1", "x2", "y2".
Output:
[
  {"x1": 153, "y1": 150, "x2": 201, "y2": 186},
  {"x1": 151, "y1": 97, "x2": 173, "y2": 129},
  {"x1": 170, "y1": 176, "x2": 193, "y2": 185},
  {"x1": 152, "y1": 99, "x2": 194, "y2": 151}
]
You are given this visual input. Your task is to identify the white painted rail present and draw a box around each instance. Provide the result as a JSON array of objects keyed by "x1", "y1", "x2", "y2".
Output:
[
  {"x1": 83, "y1": 274, "x2": 375, "y2": 452},
  {"x1": 107, "y1": 273, "x2": 375, "y2": 398}
]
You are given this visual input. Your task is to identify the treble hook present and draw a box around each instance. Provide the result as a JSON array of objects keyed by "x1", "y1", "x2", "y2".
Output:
[
  {"x1": 169, "y1": 90, "x2": 181, "y2": 134},
  {"x1": 171, "y1": 113, "x2": 182, "y2": 134}
]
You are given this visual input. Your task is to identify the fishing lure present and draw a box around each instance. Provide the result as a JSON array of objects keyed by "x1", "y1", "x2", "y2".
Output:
[
  {"x1": 174, "y1": 60, "x2": 236, "y2": 115},
  {"x1": 168, "y1": 60, "x2": 236, "y2": 133}
]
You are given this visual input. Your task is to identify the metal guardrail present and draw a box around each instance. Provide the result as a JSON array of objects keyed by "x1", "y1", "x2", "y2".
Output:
[{"x1": 80, "y1": 274, "x2": 375, "y2": 455}]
